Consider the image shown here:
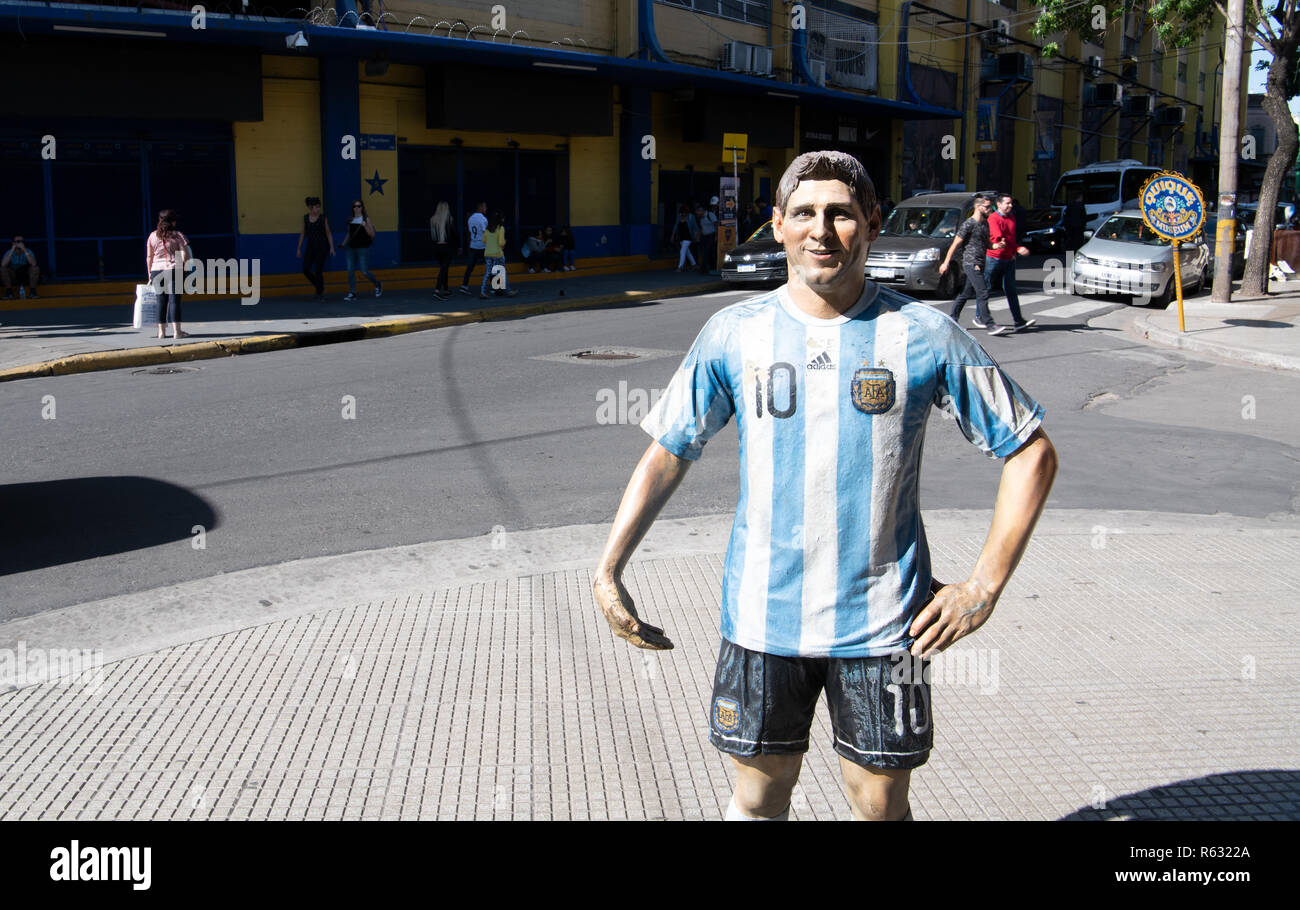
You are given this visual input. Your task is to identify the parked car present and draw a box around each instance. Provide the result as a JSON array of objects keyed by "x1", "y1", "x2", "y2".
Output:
[
  {"x1": 1023, "y1": 207, "x2": 1066, "y2": 254},
  {"x1": 1071, "y1": 210, "x2": 1209, "y2": 307},
  {"x1": 720, "y1": 220, "x2": 785, "y2": 284},
  {"x1": 1203, "y1": 214, "x2": 1246, "y2": 279},
  {"x1": 1237, "y1": 202, "x2": 1295, "y2": 230},
  {"x1": 866, "y1": 191, "x2": 994, "y2": 298}
]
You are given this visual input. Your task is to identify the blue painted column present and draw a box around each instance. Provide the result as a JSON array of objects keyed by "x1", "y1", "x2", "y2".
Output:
[
  {"x1": 319, "y1": 54, "x2": 362, "y2": 252},
  {"x1": 620, "y1": 85, "x2": 654, "y2": 256}
]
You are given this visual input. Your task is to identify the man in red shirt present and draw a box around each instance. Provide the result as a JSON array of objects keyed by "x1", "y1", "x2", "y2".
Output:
[{"x1": 986, "y1": 194, "x2": 1036, "y2": 332}]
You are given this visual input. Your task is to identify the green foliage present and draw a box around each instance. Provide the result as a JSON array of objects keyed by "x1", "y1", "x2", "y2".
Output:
[{"x1": 1028, "y1": 0, "x2": 1218, "y2": 55}]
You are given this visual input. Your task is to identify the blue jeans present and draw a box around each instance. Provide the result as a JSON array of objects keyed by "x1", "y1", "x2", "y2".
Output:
[
  {"x1": 345, "y1": 247, "x2": 379, "y2": 293},
  {"x1": 984, "y1": 256, "x2": 1027, "y2": 325},
  {"x1": 481, "y1": 256, "x2": 508, "y2": 294},
  {"x1": 149, "y1": 270, "x2": 182, "y2": 324}
]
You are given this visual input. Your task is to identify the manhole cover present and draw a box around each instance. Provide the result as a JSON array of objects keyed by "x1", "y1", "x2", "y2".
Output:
[
  {"x1": 531, "y1": 347, "x2": 683, "y2": 368},
  {"x1": 571, "y1": 349, "x2": 640, "y2": 361},
  {"x1": 133, "y1": 366, "x2": 201, "y2": 375}
]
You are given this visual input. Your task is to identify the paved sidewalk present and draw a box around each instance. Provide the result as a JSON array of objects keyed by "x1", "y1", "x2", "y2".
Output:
[
  {"x1": 1, "y1": 509, "x2": 1296, "y2": 820},
  {"x1": 1132, "y1": 292, "x2": 1300, "y2": 372},
  {"x1": 0, "y1": 268, "x2": 728, "y2": 377}
]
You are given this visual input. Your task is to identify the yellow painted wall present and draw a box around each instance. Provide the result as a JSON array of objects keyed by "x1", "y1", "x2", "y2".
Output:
[
  {"x1": 647, "y1": 90, "x2": 795, "y2": 219},
  {"x1": 356, "y1": 64, "x2": 619, "y2": 227},
  {"x1": 654, "y1": 4, "x2": 766, "y2": 67},
  {"x1": 234, "y1": 55, "x2": 321, "y2": 235},
  {"x1": 571, "y1": 109, "x2": 621, "y2": 227}
]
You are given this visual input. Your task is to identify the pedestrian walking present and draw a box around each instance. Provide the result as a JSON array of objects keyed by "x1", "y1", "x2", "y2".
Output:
[
  {"x1": 145, "y1": 209, "x2": 190, "y2": 339},
  {"x1": 296, "y1": 196, "x2": 335, "y2": 300},
  {"x1": 479, "y1": 210, "x2": 517, "y2": 299},
  {"x1": 673, "y1": 206, "x2": 696, "y2": 271},
  {"x1": 939, "y1": 195, "x2": 1009, "y2": 335},
  {"x1": 1062, "y1": 193, "x2": 1087, "y2": 252},
  {"x1": 430, "y1": 201, "x2": 460, "y2": 299},
  {"x1": 342, "y1": 199, "x2": 382, "y2": 300},
  {"x1": 459, "y1": 201, "x2": 488, "y2": 295},
  {"x1": 593, "y1": 150, "x2": 1057, "y2": 822},
  {"x1": 987, "y1": 193, "x2": 1036, "y2": 331},
  {"x1": 697, "y1": 198, "x2": 719, "y2": 274}
]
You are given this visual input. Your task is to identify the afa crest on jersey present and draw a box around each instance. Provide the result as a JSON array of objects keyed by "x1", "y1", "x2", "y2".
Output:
[
  {"x1": 852, "y1": 367, "x2": 895, "y2": 414},
  {"x1": 713, "y1": 696, "x2": 740, "y2": 732}
]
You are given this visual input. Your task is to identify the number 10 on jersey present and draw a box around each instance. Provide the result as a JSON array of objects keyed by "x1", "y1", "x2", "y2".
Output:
[{"x1": 754, "y1": 361, "x2": 798, "y2": 419}]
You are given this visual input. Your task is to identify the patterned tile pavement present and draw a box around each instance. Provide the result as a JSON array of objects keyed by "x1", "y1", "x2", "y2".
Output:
[{"x1": 1, "y1": 515, "x2": 1297, "y2": 820}]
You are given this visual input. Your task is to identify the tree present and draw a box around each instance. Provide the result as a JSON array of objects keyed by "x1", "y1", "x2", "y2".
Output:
[{"x1": 1030, "y1": 0, "x2": 1300, "y2": 296}]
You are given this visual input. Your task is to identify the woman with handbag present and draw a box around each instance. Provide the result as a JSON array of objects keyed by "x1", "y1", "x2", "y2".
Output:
[
  {"x1": 342, "y1": 199, "x2": 382, "y2": 301},
  {"x1": 145, "y1": 209, "x2": 189, "y2": 340}
]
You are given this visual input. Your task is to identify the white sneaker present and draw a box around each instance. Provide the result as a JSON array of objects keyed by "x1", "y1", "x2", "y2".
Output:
[{"x1": 343, "y1": 292, "x2": 357, "y2": 301}]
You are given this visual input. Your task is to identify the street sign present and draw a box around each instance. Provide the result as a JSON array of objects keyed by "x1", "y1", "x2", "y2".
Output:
[
  {"x1": 1139, "y1": 171, "x2": 1206, "y2": 333},
  {"x1": 722, "y1": 133, "x2": 748, "y2": 165}
]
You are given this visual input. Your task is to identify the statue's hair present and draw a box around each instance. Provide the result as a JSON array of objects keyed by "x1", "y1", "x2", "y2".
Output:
[{"x1": 774, "y1": 151, "x2": 877, "y2": 217}]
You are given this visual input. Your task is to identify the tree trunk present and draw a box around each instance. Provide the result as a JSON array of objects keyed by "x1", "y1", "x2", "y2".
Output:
[{"x1": 1243, "y1": 43, "x2": 1300, "y2": 296}]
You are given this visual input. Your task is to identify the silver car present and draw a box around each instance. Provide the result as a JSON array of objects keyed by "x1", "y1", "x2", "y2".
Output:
[
  {"x1": 867, "y1": 192, "x2": 989, "y2": 298},
  {"x1": 1071, "y1": 210, "x2": 1209, "y2": 307}
]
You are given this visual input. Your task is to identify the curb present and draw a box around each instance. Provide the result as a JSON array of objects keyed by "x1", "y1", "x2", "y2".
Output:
[
  {"x1": 0, "y1": 282, "x2": 729, "y2": 383},
  {"x1": 1133, "y1": 312, "x2": 1300, "y2": 373}
]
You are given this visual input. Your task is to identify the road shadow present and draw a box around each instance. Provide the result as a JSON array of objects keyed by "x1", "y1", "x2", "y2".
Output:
[
  {"x1": 1060, "y1": 769, "x2": 1300, "y2": 820},
  {"x1": 0, "y1": 477, "x2": 218, "y2": 575}
]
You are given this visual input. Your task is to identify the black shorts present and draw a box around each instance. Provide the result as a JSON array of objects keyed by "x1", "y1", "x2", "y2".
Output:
[{"x1": 708, "y1": 638, "x2": 933, "y2": 770}]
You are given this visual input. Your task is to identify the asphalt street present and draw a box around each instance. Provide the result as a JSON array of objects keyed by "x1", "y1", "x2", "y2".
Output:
[{"x1": 2, "y1": 273, "x2": 1298, "y2": 619}]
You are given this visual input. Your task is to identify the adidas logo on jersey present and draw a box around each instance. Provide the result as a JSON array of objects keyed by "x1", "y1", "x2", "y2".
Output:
[{"x1": 806, "y1": 351, "x2": 835, "y2": 371}]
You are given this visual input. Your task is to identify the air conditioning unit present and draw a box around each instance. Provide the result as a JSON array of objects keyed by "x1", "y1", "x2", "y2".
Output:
[
  {"x1": 751, "y1": 46, "x2": 773, "y2": 77},
  {"x1": 808, "y1": 60, "x2": 827, "y2": 87},
  {"x1": 1123, "y1": 94, "x2": 1155, "y2": 116},
  {"x1": 1154, "y1": 105, "x2": 1186, "y2": 127},
  {"x1": 985, "y1": 18, "x2": 1011, "y2": 47},
  {"x1": 1087, "y1": 56, "x2": 1103, "y2": 78},
  {"x1": 1088, "y1": 83, "x2": 1122, "y2": 106},
  {"x1": 721, "y1": 41, "x2": 752, "y2": 73}
]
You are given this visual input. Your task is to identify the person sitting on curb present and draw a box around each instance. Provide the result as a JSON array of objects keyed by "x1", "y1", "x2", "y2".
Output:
[
  {"x1": 2, "y1": 236, "x2": 40, "y2": 299},
  {"x1": 521, "y1": 229, "x2": 546, "y2": 273},
  {"x1": 542, "y1": 226, "x2": 565, "y2": 273},
  {"x1": 558, "y1": 225, "x2": 577, "y2": 271}
]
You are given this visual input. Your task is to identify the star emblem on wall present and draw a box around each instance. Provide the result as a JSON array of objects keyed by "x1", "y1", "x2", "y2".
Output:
[{"x1": 366, "y1": 170, "x2": 388, "y2": 195}]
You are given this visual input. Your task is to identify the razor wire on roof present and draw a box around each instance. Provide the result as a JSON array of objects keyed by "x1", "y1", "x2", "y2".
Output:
[{"x1": 291, "y1": 8, "x2": 595, "y2": 49}]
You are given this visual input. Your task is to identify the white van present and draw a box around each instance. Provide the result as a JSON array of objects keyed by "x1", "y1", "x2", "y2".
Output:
[{"x1": 1050, "y1": 159, "x2": 1162, "y2": 230}]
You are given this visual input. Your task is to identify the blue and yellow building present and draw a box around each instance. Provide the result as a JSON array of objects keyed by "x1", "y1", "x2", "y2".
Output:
[{"x1": 1, "y1": 0, "x2": 1244, "y2": 281}]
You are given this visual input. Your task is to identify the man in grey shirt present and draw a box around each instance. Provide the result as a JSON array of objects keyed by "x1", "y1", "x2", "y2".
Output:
[{"x1": 939, "y1": 195, "x2": 1008, "y2": 335}]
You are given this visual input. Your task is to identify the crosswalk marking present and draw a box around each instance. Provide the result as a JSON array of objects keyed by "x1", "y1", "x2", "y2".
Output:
[{"x1": 1034, "y1": 299, "x2": 1110, "y2": 319}]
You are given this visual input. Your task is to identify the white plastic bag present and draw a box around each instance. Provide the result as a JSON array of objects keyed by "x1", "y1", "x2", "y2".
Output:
[{"x1": 133, "y1": 284, "x2": 160, "y2": 329}]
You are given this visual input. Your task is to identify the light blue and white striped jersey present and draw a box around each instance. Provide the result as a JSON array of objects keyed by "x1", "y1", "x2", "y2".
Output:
[{"x1": 641, "y1": 281, "x2": 1044, "y2": 658}]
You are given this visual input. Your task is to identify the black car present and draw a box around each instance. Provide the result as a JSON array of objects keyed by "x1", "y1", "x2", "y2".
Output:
[
  {"x1": 721, "y1": 221, "x2": 786, "y2": 284},
  {"x1": 1023, "y1": 207, "x2": 1065, "y2": 254}
]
